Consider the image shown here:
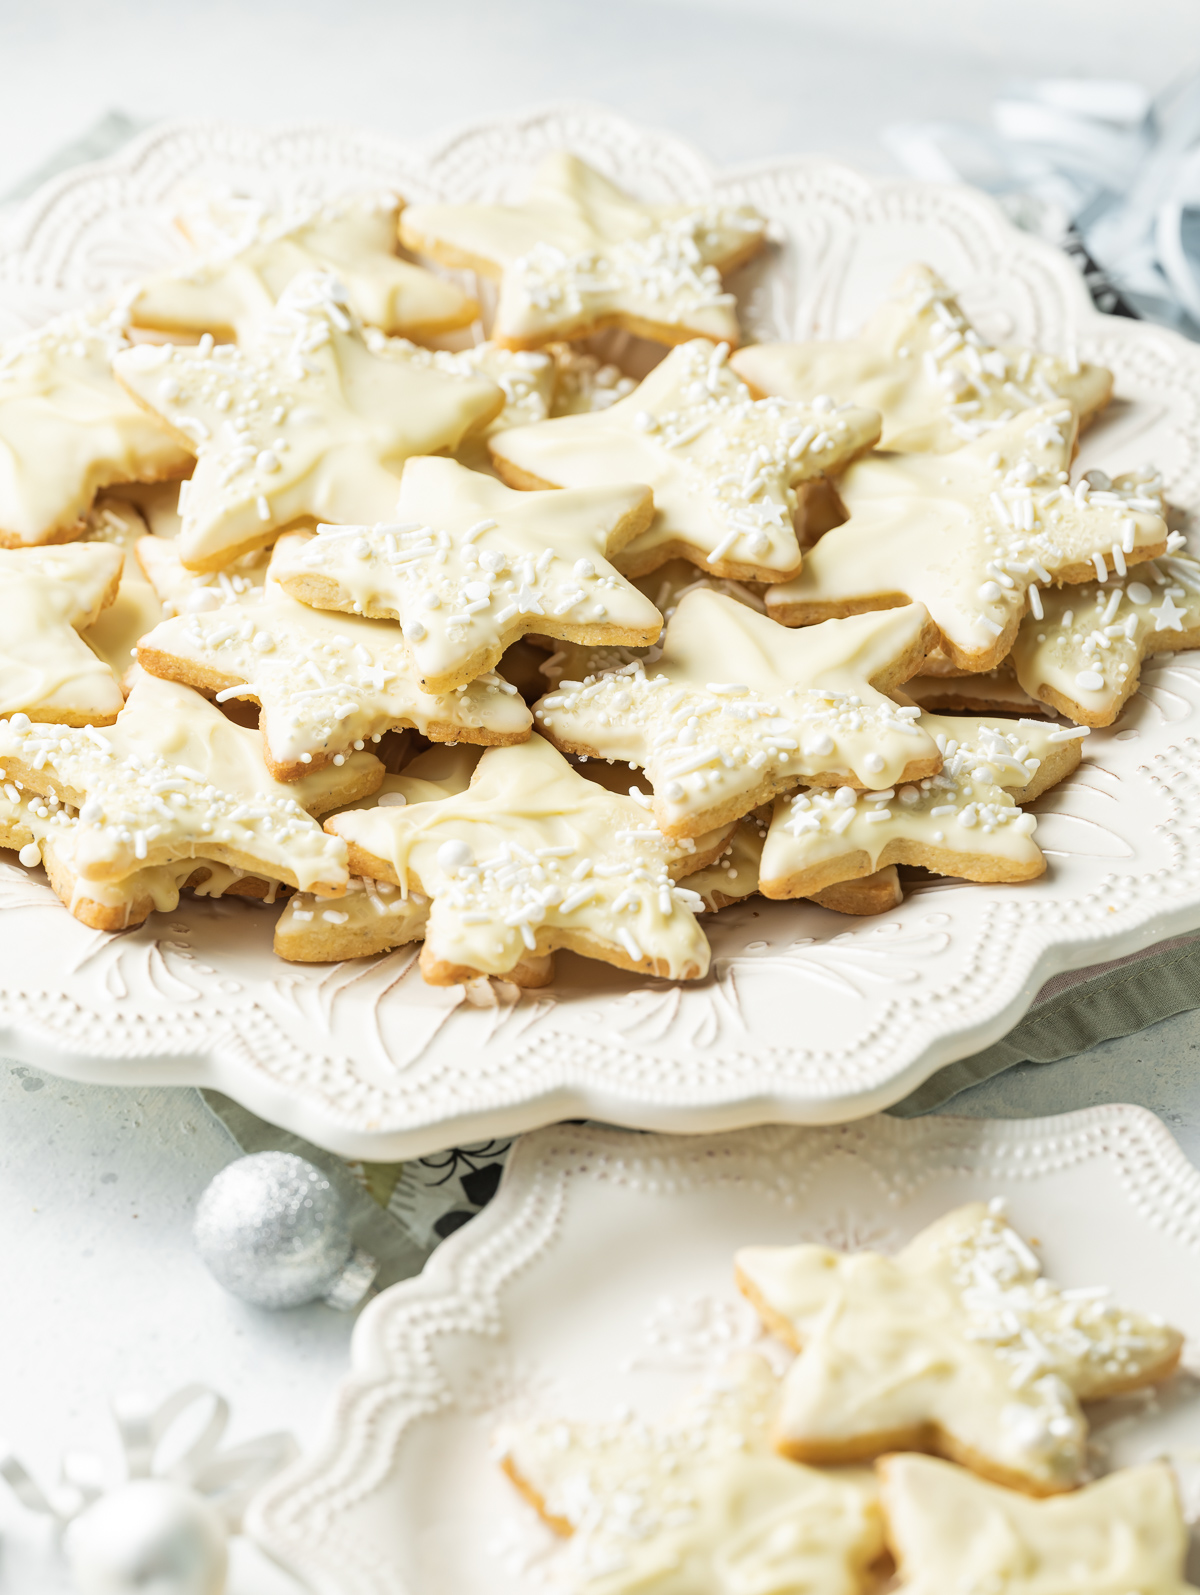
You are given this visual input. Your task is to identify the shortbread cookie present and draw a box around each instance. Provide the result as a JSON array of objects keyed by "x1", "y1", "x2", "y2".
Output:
[
  {"x1": 269, "y1": 455, "x2": 661, "y2": 693},
  {"x1": 77, "y1": 499, "x2": 164, "y2": 692},
  {"x1": 136, "y1": 533, "x2": 532, "y2": 780},
  {"x1": 735, "y1": 1199, "x2": 1183, "y2": 1493},
  {"x1": 1011, "y1": 554, "x2": 1200, "y2": 725},
  {"x1": 131, "y1": 193, "x2": 478, "y2": 343},
  {"x1": 759, "y1": 714, "x2": 1084, "y2": 898},
  {"x1": 399, "y1": 151, "x2": 766, "y2": 350},
  {"x1": 136, "y1": 533, "x2": 269, "y2": 618},
  {"x1": 902, "y1": 659, "x2": 1049, "y2": 716},
  {"x1": 0, "y1": 671, "x2": 380, "y2": 899},
  {"x1": 499, "y1": 1353, "x2": 884, "y2": 1594},
  {"x1": 879, "y1": 1454, "x2": 1198, "y2": 1595},
  {"x1": 686, "y1": 809, "x2": 902, "y2": 915},
  {"x1": 534, "y1": 591, "x2": 941, "y2": 839},
  {"x1": 0, "y1": 542, "x2": 125, "y2": 726},
  {"x1": 767, "y1": 406, "x2": 1169, "y2": 671},
  {"x1": 731, "y1": 263, "x2": 1112, "y2": 452},
  {"x1": 0, "y1": 303, "x2": 192, "y2": 548},
  {"x1": 362, "y1": 332, "x2": 557, "y2": 440},
  {"x1": 326, "y1": 733, "x2": 723, "y2": 984},
  {"x1": 490, "y1": 339, "x2": 882, "y2": 582},
  {"x1": 547, "y1": 344, "x2": 637, "y2": 414},
  {"x1": 113, "y1": 272, "x2": 504, "y2": 572}
]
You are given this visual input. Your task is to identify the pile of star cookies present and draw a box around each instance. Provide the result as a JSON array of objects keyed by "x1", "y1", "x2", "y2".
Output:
[
  {"x1": 0, "y1": 153, "x2": 1191, "y2": 986},
  {"x1": 500, "y1": 1200, "x2": 1195, "y2": 1594}
]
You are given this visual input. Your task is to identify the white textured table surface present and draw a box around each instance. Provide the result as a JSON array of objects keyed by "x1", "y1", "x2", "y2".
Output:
[{"x1": 2, "y1": 1, "x2": 1198, "y2": 1583}]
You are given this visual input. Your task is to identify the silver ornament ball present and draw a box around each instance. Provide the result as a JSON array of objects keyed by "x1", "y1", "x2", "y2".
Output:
[
  {"x1": 193, "y1": 1151, "x2": 376, "y2": 1309},
  {"x1": 67, "y1": 1478, "x2": 227, "y2": 1595}
]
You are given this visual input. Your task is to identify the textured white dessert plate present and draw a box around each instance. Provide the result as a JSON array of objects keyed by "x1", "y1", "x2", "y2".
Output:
[
  {"x1": 3, "y1": 106, "x2": 1200, "y2": 1158},
  {"x1": 246, "y1": 1107, "x2": 1200, "y2": 1595}
]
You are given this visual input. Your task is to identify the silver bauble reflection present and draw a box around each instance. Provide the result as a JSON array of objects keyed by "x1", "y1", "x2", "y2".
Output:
[{"x1": 193, "y1": 1152, "x2": 377, "y2": 1310}]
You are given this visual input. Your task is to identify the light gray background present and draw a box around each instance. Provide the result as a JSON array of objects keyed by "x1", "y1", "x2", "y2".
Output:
[{"x1": 1, "y1": 3, "x2": 1198, "y2": 1586}]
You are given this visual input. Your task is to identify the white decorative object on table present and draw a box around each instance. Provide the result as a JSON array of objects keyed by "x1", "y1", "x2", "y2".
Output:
[{"x1": 0, "y1": 108, "x2": 1199, "y2": 1155}]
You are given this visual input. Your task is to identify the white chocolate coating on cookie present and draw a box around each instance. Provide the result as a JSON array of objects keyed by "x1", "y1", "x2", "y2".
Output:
[
  {"x1": 880, "y1": 1454, "x2": 1198, "y2": 1595},
  {"x1": 270, "y1": 455, "x2": 661, "y2": 694},
  {"x1": 491, "y1": 339, "x2": 882, "y2": 582},
  {"x1": 0, "y1": 672, "x2": 380, "y2": 893},
  {"x1": 113, "y1": 272, "x2": 504, "y2": 573},
  {"x1": 767, "y1": 406, "x2": 1168, "y2": 671},
  {"x1": 400, "y1": 151, "x2": 766, "y2": 350},
  {"x1": 327, "y1": 733, "x2": 714, "y2": 983},
  {"x1": 362, "y1": 332, "x2": 557, "y2": 440},
  {"x1": 534, "y1": 591, "x2": 942, "y2": 838},
  {"x1": 736, "y1": 1200, "x2": 1183, "y2": 1493},
  {"x1": 547, "y1": 344, "x2": 637, "y2": 415},
  {"x1": 499, "y1": 1354, "x2": 884, "y2": 1595},
  {"x1": 77, "y1": 499, "x2": 165, "y2": 693},
  {"x1": 731, "y1": 263, "x2": 1112, "y2": 453},
  {"x1": 759, "y1": 714, "x2": 1084, "y2": 897},
  {"x1": 0, "y1": 303, "x2": 191, "y2": 547},
  {"x1": 0, "y1": 542, "x2": 126, "y2": 725},
  {"x1": 131, "y1": 192, "x2": 477, "y2": 343},
  {"x1": 136, "y1": 533, "x2": 269, "y2": 618}
]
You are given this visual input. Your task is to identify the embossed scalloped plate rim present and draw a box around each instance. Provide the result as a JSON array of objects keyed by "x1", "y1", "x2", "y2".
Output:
[
  {"x1": 245, "y1": 1105, "x2": 1200, "y2": 1594},
  {"x1": 1, "y1": 105, "x2": 1200, "y2": 1158}
]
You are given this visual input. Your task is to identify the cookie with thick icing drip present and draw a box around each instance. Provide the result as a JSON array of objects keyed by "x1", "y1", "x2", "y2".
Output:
[
  {"x1": 0, "y1": 542, "x2": 126, "y2": 726},
  {"x1": 0, "y1": 303, "x2": 192, "y2": 548},
  {"x1": 399, "y1": 151, "x2": 766, "y2": 350},
  {"x1": 490, "y1": 339, "x2": 881, "y2": 582},
  {"x1": 0, "y1": 671, "x2": 380, "y2": 901},
  {"x1": 759, "y1": 713, "x2": 1084, "y2": 898},
  {"x1": 130, "y1": 193, "x2": 478, "y2": 343},
  {"x1": 534, "y1": 591, "x2": 942, "y2": 839},
  {"x1": 880, "y1": 1454, "x2": 1198, "y2": 1595},
  {"x1": 326, "y1": 733, "x2": 724, "y2": 984},
  {"x1": 76, "y1": 498, "x2": 165, "y2": 693},
  {"x1": 136, "y1": 533, "x2": 532, "y2": 780},
  {"x1": 113, "y1": 273, "x2": 504, "y2": 573},
  {"x1": 270, "y1": 455, "x2": 661, "y2": 694},
  {"x1": 736, "y1": 1200, "x2": 1183, "y2": 1494},
  {"x1": 767, "y1": 405, "x2": 1168, "y2": 671},
  {"x1": 731, "y1": 263, "x2": 1113, "y2": 453},
  {"x1": 499, "y1": 1353, "x2": 884, "y2": 1595},
  {"x1": 686, "y1": 812, "x2": 903, "y2": 915}
]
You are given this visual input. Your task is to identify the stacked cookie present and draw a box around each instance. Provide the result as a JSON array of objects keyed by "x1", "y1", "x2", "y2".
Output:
[{"x1": 0, "y1": 158, "x2": 1186, "y2": 985}]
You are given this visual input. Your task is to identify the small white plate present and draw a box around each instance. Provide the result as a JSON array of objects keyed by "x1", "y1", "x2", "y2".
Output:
[{"x1": 249, "y1": 1106, "x2": 1200, "y2": 1594}]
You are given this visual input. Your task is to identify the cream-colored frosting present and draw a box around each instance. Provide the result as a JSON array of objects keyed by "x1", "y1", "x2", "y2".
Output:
[
  {"x1": 498, "y1": 1353, "x2": 884, "y2": 1595},
  {"x1": 548, "y1": 344, "x2": 638, "y2": 415},
  {"x1": 269, "y1": 454, "x2": 661, "y2": 694},
  {"x1": 77, "y1": 499, "x2": 165, "y2": 692},
  {"x1": 399, "y1": 151, "x2": 766, "y2": 349},
  {"x1": 136, "y1": 535, "x2": 532, "y2": 776},
  {"x1": 136, "y1": 533, "x2": 269, "y2": 618},
  {"x1": 731, "y1": 263, "x2": 1112, "y2": 453},
  {"x1": 736, "y1": 1200, "x2": 1183, "y2": 1493},
  {"x1": 327, "y1": 733, "x2": 713, "y2": 981},
  {"x1": 767, "y1": 405, "x2": 1168, "y2": 670},
  {"x1": 113, "y1": 272, "x2": 504, "y2": 572},
  {"x1": 534, "y1": 591, "x2": 941, "y2": 838},
  {"x1": 880, "y1": 1454, "x2": 1198, "y2": 1595},
  {"x1": 0, "y1": 542, "x2": 126, "y2": 725},
  {"x1": 759, "y1": 713, "x2": 1084, "y2": 896},
  {"x1": 362, "y1": 331, "x2": 557, "y2": 439},
  {"x1": 0, "y1": 671, "x2": 380, "y2": 893},
  {"x1": 131, "y1": 192, "x2": 478, "y2": 342},
  {"x1": 491, "y1": 339, "x2": 882, "y2": 581},
  {"x1": 684, "y1": 809, "x2": 769, "y2": 908},
  {"x1": 0, "y1": 303, "x2": 191, "y2": 547}
]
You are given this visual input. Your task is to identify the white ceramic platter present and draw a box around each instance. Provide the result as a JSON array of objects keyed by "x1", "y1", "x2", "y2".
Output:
[
  {"x1": 246, "y1": 1107, "x2": 1200, "y2": 1594},
  {"x1": 3, "y1": 106, "x2": 1200, "y2": 1157}
]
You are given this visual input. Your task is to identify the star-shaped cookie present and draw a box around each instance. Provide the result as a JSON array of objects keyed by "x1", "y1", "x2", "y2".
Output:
[
  {"x1": 399, "y1": 150, "x2": 766, "y2": 349},
  {"x1": 113, "y1": 272, "x2": 504, "y2": 572},
  {"x1": 0, "y1": 671, "x2": 381, "y2": 900},
  {"x1": 499, "y1": 1354, "x2": 885, "y2": 1595},
  {"x1": 534, "y1": 590, "x2": 942, "y2": 838},
  {"x1": 736, "y1": 1200, "x2": 1183, "y2": 1494},
  {"x1": 269, "y1": 455, "x2": 661, "y2": 693},
  {"x1": 136, "y1": 532, "x2": 269, "y2": 619},
  {"x1": 766, "y1": 406, "x2": 1169, "y2": 671},
  {"x1": 136, "y1": 533, "x2": 532, "y2": 780},
  {"x1": 0, "y1": 303, "x2": 192, "y2": 548},
  {"x1": 76, "y1": 498, "x2": 165, "y2": 693},
  {"x1": 490, "y1": 339, "x2": 882, "y2": 582},
  {"x1": 759, "y1": 713, "x2": 1085, "y2": 898},
  {"x1": 686, "y1": 813, "x2": 903, "y2": 916},
  {"x1": 0, "y1": 542, "x2": 125, "y2": 726},
  {"x1": 880, "y1": 1454, "x2": 1198, "y2": 1595},
  {"x1": 325, "y1": 733, "x2": 724, "y2": 984},
  {"x1": 130, "y1": 192, "x2": 478, "y2": 343},
  {"x1": 731, "y1": 263, "x2": 1113, "y2": 452}
]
